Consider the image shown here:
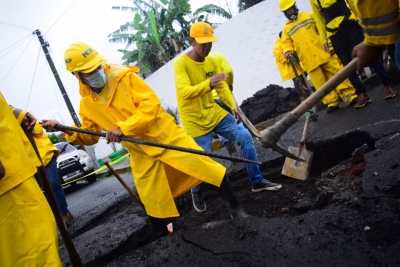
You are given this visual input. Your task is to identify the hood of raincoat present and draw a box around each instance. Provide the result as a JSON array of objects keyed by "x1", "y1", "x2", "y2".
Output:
[{"x1": 75, "y1": 64, "x2": 140, "y2": 97}]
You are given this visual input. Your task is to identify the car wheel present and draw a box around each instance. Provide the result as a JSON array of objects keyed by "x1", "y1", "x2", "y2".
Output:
[{"x1": 86, "y1": 173, "x2": 97, "y2": 183}]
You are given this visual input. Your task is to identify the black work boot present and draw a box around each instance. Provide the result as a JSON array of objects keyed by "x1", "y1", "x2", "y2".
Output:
[
  {"x1": 148, "y1": 216, "x2": 168, "y2": 239},
  {"x1": 214, "y1": 175, "x2": 250, "y2": 219}
]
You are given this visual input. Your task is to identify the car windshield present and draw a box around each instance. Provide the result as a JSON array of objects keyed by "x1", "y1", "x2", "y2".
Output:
[{"x1": 55, "y1": 143, "x2": 76, "y2": 155}]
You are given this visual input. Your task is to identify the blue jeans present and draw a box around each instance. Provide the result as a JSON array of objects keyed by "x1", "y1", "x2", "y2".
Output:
[
  {"x1": 45, "y1": 158, "x2": 69, "y2": 215},
  {"x1": 191, "y1": 114, "x2": 264, "y2": 193},
  {"x1": 330, "y1": 21, "x2": 393, "y2": 95}
]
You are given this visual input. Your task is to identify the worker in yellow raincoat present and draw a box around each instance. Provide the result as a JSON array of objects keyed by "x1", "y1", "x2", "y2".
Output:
[
  {"x1": 10, "y1": 106, "x2": 73, "y2": 226},
  {"x1": 0, "y1": 93, "x2": 62, "y2": 266},
  {"x1": 310, "y1": 0, "x2": 396, "y2": 107},
  {"x1": 278, "y1": 0, "x2": 358, "y2": 113},
  {"x1": 350, "y1": 0, "x2": 400, "y2": 73},
  {"x1": 42, "y1": 42, "x2": 249, "y2": 238},
  {"x1": 273, "y1": 32, "x2": 307, "y2": 95}
]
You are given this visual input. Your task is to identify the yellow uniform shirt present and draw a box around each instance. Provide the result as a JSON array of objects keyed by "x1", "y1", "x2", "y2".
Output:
[{"x1": 174, "y1": 53, "x2": 235, "y2": 138}]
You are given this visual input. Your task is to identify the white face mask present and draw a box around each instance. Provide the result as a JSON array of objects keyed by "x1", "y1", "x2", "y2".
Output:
[{"x1": 84, "y1": 68, "x2": 106, "y2": 88}]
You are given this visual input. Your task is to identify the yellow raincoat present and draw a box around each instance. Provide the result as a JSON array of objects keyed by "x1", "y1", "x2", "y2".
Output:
[
  {"x1": 281, "y1": 12, "x2": 357, "y2": 106},
  {"x1": 10, "y1": 105, "x2": 59, "y2": 166},
  {"x1": 310, "y1": 0, "x2": 358, "y2": 43},
  {"x1": 274, "y1": 38, "x2": 303, "y2": 81},
  {"x1": 0, "y1": 93, "x2": 61, "y2": 267},
  {"x1": 66, "y1": 64, "x2": 226, "y2": 218},
  {"x1": 347, "y1": 0, "x2": 400, "y2": 46},
  {"x1": 174, "y1": 53, "x2": 235, "y2": 137}
]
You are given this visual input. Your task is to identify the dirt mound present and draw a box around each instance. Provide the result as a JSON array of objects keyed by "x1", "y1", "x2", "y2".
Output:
[{"x1": 239, "y1": 84, "x2": 301, "y2": 124}]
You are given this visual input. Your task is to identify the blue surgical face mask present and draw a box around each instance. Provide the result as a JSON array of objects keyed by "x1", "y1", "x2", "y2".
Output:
[{"x1": 84, "y1": 68, "x2": 106, "y2": 88}]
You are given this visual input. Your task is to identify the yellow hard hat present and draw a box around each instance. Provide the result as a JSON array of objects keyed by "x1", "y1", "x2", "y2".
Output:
[
  {"x1": 279, "y1": 0, "x2": 295, "y2": 11},
  {"x1": 64, "y1": 42, "x2": 106, "y2": 73}
]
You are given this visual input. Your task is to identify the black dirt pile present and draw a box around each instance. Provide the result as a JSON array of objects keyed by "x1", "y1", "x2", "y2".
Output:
[{"x1": 239, "y1": 84, "x2": 301, "y2": 124}]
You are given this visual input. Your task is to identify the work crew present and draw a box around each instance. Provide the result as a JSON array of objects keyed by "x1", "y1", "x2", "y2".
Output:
[
  {"x1": 42, "y1": 42, "x2": 249, "y2": 238},
  {"x1": 11, "y1": 105, "x2": 73, "y2": 226},
  {"x1": 278, "y1": 0, "x2": 358, "y2": 113},
  {"x1": 310, "y1": 0, "x2": 396, "y2": 107},
  {"x1": 350, "y1": 0, "x2": 400, "y2": 74},
  {"x1": 173, "y1": 22, "x2": 282, "y2": 214},
  {"x1": 0, "y1": 93, "x2": 62, "y2": 266},
  {"x1": 273, "y1": 31, "x2": 307, "y2": 97}
]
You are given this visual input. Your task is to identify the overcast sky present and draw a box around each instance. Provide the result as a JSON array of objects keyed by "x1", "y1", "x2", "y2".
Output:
[{"x1": 0, "y1": 0, "x2": 237, "y2": 125}]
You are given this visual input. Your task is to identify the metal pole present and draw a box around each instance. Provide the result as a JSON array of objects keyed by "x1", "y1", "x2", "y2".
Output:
[
  {"x1": 45, "y1": 123, "x2": 262, "y2": 164},
  {"x1": 33, "y1": 29, "x2": 100, "y2": 169},
  {"x1": 104, "y1": 162, "x2": 145, "y2": 210}
]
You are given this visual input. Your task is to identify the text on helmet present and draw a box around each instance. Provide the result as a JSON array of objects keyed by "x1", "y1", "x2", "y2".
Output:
[{"x1": 82, "y1": 48, "x2": 94, "y2": 58}]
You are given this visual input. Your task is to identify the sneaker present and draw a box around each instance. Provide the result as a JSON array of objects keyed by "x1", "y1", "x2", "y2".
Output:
[
  {"x1": 384, "y1": 85, "x2": 397, "y2": 99},
  {"x1": 63, "y1": 211, "x2": 73, "y2": 226},
  {"x1": 252, "y1": 179, "x2": 282, "y2": 192},
  {"x1": 326, "y1": 106, "x2": 339, "y2": 113},
  {"x1": 354, "y1": 93, "x2": 372, "y2": 109},
  {"x1": 191, "y1": 191, "x2": 206, "y2": 212}
]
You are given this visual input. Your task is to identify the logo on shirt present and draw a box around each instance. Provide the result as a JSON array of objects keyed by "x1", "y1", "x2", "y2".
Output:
[{"x1": 205, "y1": 71, "x2": 213, "y2": 78}]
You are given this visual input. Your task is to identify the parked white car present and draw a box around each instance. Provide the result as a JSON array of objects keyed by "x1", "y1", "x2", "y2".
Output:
[{"x1": 54, "y1": 142, "x2": 97, "y2": 186}]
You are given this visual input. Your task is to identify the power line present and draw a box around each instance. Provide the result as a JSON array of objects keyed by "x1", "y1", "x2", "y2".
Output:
[
  {"x1": 0, "y1": 34, "x2": 33, "y2": 60},
  {"x1": 0, "y1": 34, "x2": 32, "y2": 53},
  {"x1": 0, "y1": 35, "x2": 35, "y2": 88},
  {"x1": 0, "y1": 20, "x2": 34, "y2": 31},
  {"x1": 26, "y1": 45, "x2": 41, "y2": 110},
  {"x1": 45, "y1": 0, "x2": 77, "y2": 34}
]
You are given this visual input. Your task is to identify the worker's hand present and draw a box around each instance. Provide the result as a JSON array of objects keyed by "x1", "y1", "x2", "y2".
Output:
[
  {"x1": 352, "y1": 42, "x2": 384, "y2": 74},
  {"x1": 232, "y1": 109, "x2": 242, "y2": 124},
  {"x1": 285, "y1": 51, "x2": 292, "y2": 61},
  {"x1": 323, "y1": 42, "x2": 330, "y2": 53},
  {"x1": 210, "y1": 73, "x2": 227, "y2": 89},
  {"x1": 106, "y1": 128, "x2": 123, "y2": 144},
  {"x1": 0, "y1": 160, "x2": 5, "y2": 180},
  {"x1": 41, "y1": 119, "x2": 62, "y2": 132},
  {"x1": 21, "y1": 112, "x2": 37, "y2": 132}
]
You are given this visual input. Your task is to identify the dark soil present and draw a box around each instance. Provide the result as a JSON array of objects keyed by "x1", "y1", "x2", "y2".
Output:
[{"x1": 60, "y1": 84, "x2": 400, "y2": 267}]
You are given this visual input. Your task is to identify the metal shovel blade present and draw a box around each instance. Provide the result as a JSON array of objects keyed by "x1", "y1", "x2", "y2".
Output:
[{"x1": 281, "y1": 146, "x2": 313, "y2": 180}]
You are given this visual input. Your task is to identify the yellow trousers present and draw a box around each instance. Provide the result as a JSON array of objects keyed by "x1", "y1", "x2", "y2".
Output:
[
  {"x1": 308, "y1": 59, "x2": 357, "y2": 107},
  {"x1": 0, "y1": 177, "x2": 62, "y2": 267}
]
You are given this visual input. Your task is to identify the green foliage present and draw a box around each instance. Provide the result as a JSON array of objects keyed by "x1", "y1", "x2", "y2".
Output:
[
  {"x1": 109, "y1": 0, "x2": 232, "y2": 72},
  {"x1": 238, "y1": 0, "x2": 264, "y2": 12},
  {"x1": 48, "y1": 133, "x2": 60, "y2": 144}
]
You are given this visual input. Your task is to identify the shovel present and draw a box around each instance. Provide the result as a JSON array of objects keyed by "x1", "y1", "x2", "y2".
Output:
[{"x1": 281, "y1": 112, "x2": 314, "y2": 180}]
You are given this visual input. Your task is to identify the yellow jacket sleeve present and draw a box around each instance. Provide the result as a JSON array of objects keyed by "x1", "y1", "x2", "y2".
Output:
[
  {"x1": 310, "y1": 0, "x2": 329, "y2": 43},
  {"x1": 350, "y1": 0, "x2": 400, "y2": 45},
  {"x1": 0, "y1": 93, "x2": 41, "y2": 196},
  {"x1": 65, "y1": 112, "x2": 101, "y2": 146},
  {"x1": 116, "y1": 72, "x2": 163, "y2": 136}
]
